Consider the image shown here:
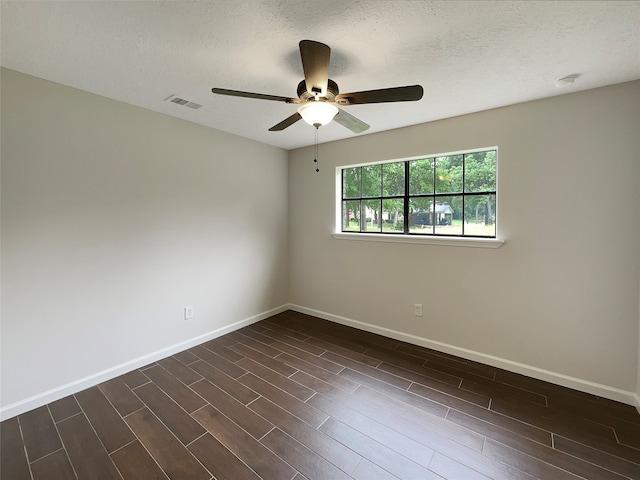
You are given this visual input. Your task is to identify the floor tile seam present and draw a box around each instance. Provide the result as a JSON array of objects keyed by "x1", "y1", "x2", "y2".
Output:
[
  {"x1": 239, "y1": 368, "x2": 318, "y2": 407},
  {"x1": 490, "y1": 377, "x2": 552, "y2": 404},
  {"x1": 446, "y1": 403, "x2": 555, "y2": 449},
  {"x1": 361, "y1": 346, "x2": 429, "y2": 367},
  {"x1": 129, "y1": 383, "x2": 206, "y2": 447},
  {"x1": 383, "y1": 408, "x2": 489, "y2": 457},
  {"x1": 484, "y1": 436, "x2": 617, "y2": 480},
  {"x1": 339, "y1": 366, "x2": 414, "y2": 395},
  {"x1": 196, "y1": 346, "x2": 248, "y2": 371},
  {"x1": 236, "y1": 357, "x2": 314, "y2": 399},
  {"x1": 320, "y1": 411, "x2": 438, "y2": 472},
  {"x1": 277, "y1": 348, "x2": 347, "y2": 376},
  {"x1": 48, "y1": 407, "x2": 84, "y2": 480},
  {"x1": 74, "y1": 389, "x2": 136, "y2": 456},
  {"x1": 422, "y1": 359, "x2": 495, "y2": 383},
  {"x1": 191, "y1": 427, "x2": 272, "y2": 480},
  {"x1": 140, "y1": 368, "x2": 211, "y2": 415},
  {"x1": 124, "y1": 403, "x2": 216, "y2": 479},
  {"x1": 268, "y1": 338, "x2": 329, "y2": 360},
  {"x1": 427, "y1": 449, "x2": 498, "y2": 480},
  {"x1": 230, "y1": 338, "x2": 282, "y2": 359},
  {"x1": 347, "y1": 372, "x2": 461, "y2": 417},
  {"x1": 48, "y1": 401, "x2": 82, "y2": 424},
  {"x1": 376, "y1": 361, "x2": 466, "y2": 391},
  {"x1": 459, "y1": 378, "x2": 548, "y2": 406},
  {"x1": 243, "y1": 426, "x2": 305, "y2": 478},
  {"x1": 259, "y1": 425, "x2": 361, "y2": 478},
  {"x1": 239, "y1": 377, "x2": 330, "y2": 429},
  {"x1": 407, "y1": 378, "x2": 493, "y2": 411},
  {"x1": 247, "y1": 395, "x2": 365, "y2": 475},
  {"x1": 551, "y1": 441, "x2": 640, "y2": 479},
  {"x1": 138, "y1": 362, "x2": 159, "y2": 371},
  {"x1": 315, "y1": 415, "x2": 425, "y2": 476},
  {"x1": 553, "y1": 432, "x2": 640, "y2": 468},
  {"x1": 291, "y1": 368, "x2": 360, "y2": 395},
  {"x1": 390, "y1": 404, "x2": 490, "y2": 452},
  {"x1": 489, "y1": 403, "x2": 622, "y2": 446},
  {"x1": 13, "y1": 416, "x2": 37, "y2": 480},
  {"x1": 486, "y1": 402, "x2": 574, "y2": 440},
  {"x1": 189, "y1": 386, "x2": 276, "y2": 440},
  {"x1": 180, "y1": 434, "x2": 217, "y2": 480},
  {"x1": 151, "y1": 360, "x2": 206, "y2": 389},
  {"x1": 505, "y1": 397, "x2": 638, "y2": 431}
]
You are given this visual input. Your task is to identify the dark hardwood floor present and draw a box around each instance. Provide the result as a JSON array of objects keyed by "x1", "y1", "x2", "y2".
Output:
[{"x1": 2, "y1": 310, "x2": 639, "y2": 480}]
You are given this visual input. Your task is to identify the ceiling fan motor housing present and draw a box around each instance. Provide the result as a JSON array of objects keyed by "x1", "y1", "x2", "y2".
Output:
[{"x1": 297, "y1": 79, "x2": 339, "y2": 102}]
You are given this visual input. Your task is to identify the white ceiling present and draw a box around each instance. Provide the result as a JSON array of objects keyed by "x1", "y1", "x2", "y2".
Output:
[{"x1": 2, "y1": 1, "x2": 639, "y2": 150}]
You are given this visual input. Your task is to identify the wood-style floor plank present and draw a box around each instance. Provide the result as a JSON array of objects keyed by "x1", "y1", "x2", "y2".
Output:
[
  {"x1": 193, "y1": 404, "x2": 296, "y2": 480},
  {"x1": 57, "y1": 413, "x2": 123, "y2": 480},
  {"x1": 98, "y1": 377, "x2": 144, "y2": 417},
  {"x1": 248, "y1": 395, "x2": 363, "y2": 474},
  {"x1": 188, "y1": 433, "x2": 261, "y2": 480},
  {"x1": 190, "y1": 379, "x2": 273, "y2": 440},
  {"x1": 75, "y1": 386, "x2": 135, "y2": 453},
  {"x1": 1, "y1": 309, "x2": 638, "y2": 480},
  {"x1": 132, "y1": 382, "x2": 205, "y2": 445},
  {"x1": 0, "y1": 416, "x2": 32, "y2": 480},
  {"x1": 18, "y1": 406, "x2": 62, "y2": 462},
  {"x1": 110, "y1": 439, "x2": 169, "y2": 480},
  {"x1": 30, "y1": 449, "x2": 76, "y2": 480},
  {"x1": 124, "y1": 407, "x2": 210, "y2": 480},
  {"x1": 142, "y1": 364, "x2": 207, "y2": 413}
]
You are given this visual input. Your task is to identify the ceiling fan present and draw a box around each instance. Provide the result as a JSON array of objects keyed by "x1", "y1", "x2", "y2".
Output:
[{"x1": 212, "y1": 40, "x2": 424, "y2": 133}]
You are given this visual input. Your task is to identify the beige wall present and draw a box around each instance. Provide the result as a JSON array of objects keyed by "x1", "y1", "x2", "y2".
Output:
[
  {"x1": 289, "y1": 81, "x2": 640, "y2": 403},
  {"x1": 1, "y1": 68, "x2": 289, "y2": 415},
  {"x1": 2, "y1": 68, "x2": 639, "y2": 416}
]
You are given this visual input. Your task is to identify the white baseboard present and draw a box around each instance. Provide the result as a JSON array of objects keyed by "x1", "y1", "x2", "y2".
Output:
[
  {"x1": 289, "y1": 304, "x2": 640, "y2": 409},
  {"x1": 0, "y1": 304, "x2": 289, "y2": 421}
]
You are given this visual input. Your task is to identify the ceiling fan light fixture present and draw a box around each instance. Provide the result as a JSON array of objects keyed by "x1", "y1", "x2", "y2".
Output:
[{"x1": 298, "y1": 101, "x2": 338, "y2": 127}]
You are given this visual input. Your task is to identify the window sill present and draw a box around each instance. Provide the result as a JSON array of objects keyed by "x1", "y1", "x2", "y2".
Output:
[{"x1": 332, "y1": 232, "x2": 504, "y2": 248}]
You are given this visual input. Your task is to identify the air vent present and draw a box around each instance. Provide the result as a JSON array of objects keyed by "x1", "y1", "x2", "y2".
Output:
[{"x1": 164, "y1": 94, "x2": 203, "y2": 109}]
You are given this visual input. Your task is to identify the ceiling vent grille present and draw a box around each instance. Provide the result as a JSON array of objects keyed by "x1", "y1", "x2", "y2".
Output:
[{"x1": 164, "y1": 94, "x2": 203, "y2": 109}]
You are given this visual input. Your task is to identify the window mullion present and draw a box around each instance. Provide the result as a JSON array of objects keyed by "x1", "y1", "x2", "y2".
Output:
[{"x1": 404, "y1": 161, "x2": 409, "y2": 234}]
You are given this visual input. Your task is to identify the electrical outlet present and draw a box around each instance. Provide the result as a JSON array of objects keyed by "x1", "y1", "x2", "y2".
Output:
[
  {"x1": 184, "y1": 306, "x2": 194, "y2": 320},
  {"x1": 414, "y1": 304, "x2": 423, "y2": 317}
]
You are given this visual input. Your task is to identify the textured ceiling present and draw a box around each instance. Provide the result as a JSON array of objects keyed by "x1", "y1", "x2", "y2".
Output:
[{"x1": 1, "y1": 1, "x2": 639, "y2": 150}]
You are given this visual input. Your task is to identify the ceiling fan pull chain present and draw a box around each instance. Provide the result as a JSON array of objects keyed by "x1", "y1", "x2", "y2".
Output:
[{"x1": 314, "y1": 125, "x2": 320, "y2": 172}]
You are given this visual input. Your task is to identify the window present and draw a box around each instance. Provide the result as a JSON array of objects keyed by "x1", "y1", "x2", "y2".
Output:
[{"x1": 340, "y1": 148, "x2": 497, "y2": 238}]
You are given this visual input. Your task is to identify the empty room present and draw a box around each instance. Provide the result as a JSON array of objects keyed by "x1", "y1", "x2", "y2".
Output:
[{"x1": 1, "y1": 1, "x2": 639, "y2": 479}]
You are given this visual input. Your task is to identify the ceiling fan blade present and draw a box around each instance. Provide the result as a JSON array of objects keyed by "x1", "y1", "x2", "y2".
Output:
[
  {"x1": 268, "y1": 112, "x2": 302, "y2": 131},
  {"x1": 212, "y1": 88, "x2": 299, "y2": 103},
  {"x1": 299, "y1": 40, "x2": 330, "y2": 96},
  {"x1": 334, "y1": 108, "x2": 370, "y2": 133},
  {"x1": 336, "y1": 85, "x2": 423, "y2": 105}
]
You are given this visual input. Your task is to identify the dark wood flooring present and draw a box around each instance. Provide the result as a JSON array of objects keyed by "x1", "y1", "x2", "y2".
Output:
[{"x1": 2, "y1": 310, "x2": 639, "y2": 480}]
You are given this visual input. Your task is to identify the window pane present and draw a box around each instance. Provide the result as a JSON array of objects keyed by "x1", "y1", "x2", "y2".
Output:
[
  {"x1": 382, "y1": 199, "x2": 404, "y2": 232},
  {"x1": 463, "y1": 194, "x2": 496, "y2": 236},
  {"x1": 383, "y1": 162, "x2": 405, "y2": 196},
  {"x1": 464, "y1": 150, "x2": 496, "y2": 193},
  {"x1": 409, "y1": 197, "x2": 434, "y2": 234},
  {"x1": 362, "y1": 164, "x2": 382, "y2": 198},
  {"x1": 409, "y1": 159, "x2": 434, "y2": 195},
  {"x1": 435, "y1": 155, "x2": 463, "y2": 194},
  {"x1": 342, "y1": 200, "x2": 360, "y2": 231},
  {"x1": 343, "y1": 167, "x2": 361, "y2": 199},
  {"x1": 433, "y1": 196, "x2": 462, "y2": 235},
  {"x1": 361, "y1": 199, "x2": 382, "y2": 232}
]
